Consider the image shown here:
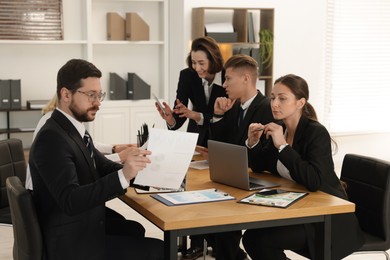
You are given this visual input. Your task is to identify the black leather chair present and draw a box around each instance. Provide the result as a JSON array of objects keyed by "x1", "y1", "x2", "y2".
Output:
[
  {"x1": 6, "y1": 176, "x2": 43, "y2": 260},
  {"x1": 0, "y1": 138, "x2": 26, "y2": 224},
  {"x1": 340, "y1": 153, "x2": 390, "y2": 259}
]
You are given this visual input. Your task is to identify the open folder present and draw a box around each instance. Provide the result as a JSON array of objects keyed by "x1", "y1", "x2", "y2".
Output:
[{"x1": 151, "y1": 188, "x2": 235, "y2": 206}]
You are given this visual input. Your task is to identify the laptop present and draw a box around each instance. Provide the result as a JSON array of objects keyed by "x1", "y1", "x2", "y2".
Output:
[{"x1": 207, "y1": 140, "x2": 280, "y2": 191}]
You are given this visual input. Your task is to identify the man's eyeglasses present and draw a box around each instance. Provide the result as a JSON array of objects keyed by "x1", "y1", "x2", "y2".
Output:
[{"x1": 76, "y1": 90, "x2": 106, "y2": 102}]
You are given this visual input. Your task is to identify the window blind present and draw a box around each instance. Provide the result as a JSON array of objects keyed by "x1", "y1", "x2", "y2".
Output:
[
  {"x1": 324, "y1": 0, "x2": 390, "y2": 134},
  {"x1": 0, "y1": 0, "x2": 63, "y2": 40}
]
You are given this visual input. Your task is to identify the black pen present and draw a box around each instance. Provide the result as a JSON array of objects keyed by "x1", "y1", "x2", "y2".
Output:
[{"x1": 253, "y1": 128, "x2": 264, "y2": 132}]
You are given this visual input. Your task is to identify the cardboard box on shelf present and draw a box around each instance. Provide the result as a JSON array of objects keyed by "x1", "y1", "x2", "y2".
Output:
[
  {"x1": 125, "y1": 13, "x2": 149, "y2": 41},
  {"x1": 107, "y1": 12, "x2": 125, "y2": 40}
]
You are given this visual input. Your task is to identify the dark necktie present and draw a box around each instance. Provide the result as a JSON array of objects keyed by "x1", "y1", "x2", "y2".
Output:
[
  {"x1": 83, "y1": 132, "x2": 95, "y2": 166},
  {"x1": 238, "y1": 107, "x2": 245, "y2": 127}
]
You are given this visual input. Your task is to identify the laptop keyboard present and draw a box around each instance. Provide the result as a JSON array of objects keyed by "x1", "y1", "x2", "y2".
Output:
[{"x1": 249, "y1": 178, "x2": 264, "y2": 189}]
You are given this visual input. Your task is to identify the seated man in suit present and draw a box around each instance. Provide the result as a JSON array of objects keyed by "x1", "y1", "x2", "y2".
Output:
[
  {"x1": 209, "y1": 54, "x2": 275, "y2": 260},
  {"x1": 29, "y1": 59, "x2": 164, "y2": 260}
]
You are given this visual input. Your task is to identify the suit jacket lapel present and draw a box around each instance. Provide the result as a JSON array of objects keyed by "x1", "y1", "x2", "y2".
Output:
[{"x1": 51, "y1": 110, "x2": 99, "y2": 180}]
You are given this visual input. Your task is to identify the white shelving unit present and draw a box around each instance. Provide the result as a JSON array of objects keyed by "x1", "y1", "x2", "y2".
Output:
[{"x1": 0, "y1": 0, "x2": 169, "y2": 146}]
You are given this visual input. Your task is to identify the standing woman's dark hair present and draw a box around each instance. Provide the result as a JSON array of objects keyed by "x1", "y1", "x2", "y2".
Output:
[
  {"x1": 274, "y1": 74, "x2": 318, "y2": 121},
  {"x1": 186, "y1": 36, "x2": 224, "y2": 74}
]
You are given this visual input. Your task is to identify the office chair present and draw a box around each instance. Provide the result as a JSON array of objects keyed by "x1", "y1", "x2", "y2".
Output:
[
  {"x1": 340, "y1": 153, "x2": 390, "y2": 259},
  {"x1": 6, "y1": 176, "x2": 43, "y2": 260},
  {"x1": 0, "y1": 138, "x2": 26, "y2": 225}
]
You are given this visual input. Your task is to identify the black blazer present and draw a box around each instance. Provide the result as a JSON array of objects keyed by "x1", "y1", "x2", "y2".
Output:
[
  {"x1": 210, "y1": 91, "x2": 274, "y2": 146},
  {"x1": 171, "y1": 68, "x2": 227, "y2": 146},
  {"x1": 249, "y1": 116, "x2": 365, "y2": 259},
  {"x1": 29, "y1": 109, "x2": 124, "y2": 260}
]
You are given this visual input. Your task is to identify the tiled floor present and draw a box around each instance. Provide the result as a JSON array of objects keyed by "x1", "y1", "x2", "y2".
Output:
[{"x1": 1, "y1": 198, "x2": 388, "y2": 260}]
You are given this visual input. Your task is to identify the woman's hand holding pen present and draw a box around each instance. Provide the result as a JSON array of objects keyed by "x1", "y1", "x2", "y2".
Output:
[
  {"x1": 155, "y1": 101, "x2": 175, "y2": 126},
  {"x1": 248, "y1": 122, "x2": 287, "y2": 148},
  {"x1": 248, "y1": 123, "x2": 264, "y2": 147},
  {"x1": 262, "y1": 122, "x2": 287, "y2": 149},
  {"x1": 173, "y1": 99, "x2": 201, "y2": 122}
]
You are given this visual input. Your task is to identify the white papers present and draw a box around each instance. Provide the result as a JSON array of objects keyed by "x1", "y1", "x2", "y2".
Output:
[
  {"x1": 205, "y1": 22, "x2": 234, "y2": 33},
  {"x1": 134, "y1": 128, "x2": 198, "y2": 189},
  {"x1": 189, "y1": 160, "x2": 209, "y2": 170}
]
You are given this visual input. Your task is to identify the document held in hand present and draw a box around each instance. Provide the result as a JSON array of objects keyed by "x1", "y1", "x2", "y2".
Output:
[{"x1": 134, "y1": 128, "x2": 199, "y2": 190}]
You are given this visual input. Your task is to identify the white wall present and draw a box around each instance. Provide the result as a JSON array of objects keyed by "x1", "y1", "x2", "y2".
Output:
[{"x1": 169, "y1": 0, "x2": 390, "y2": 172}]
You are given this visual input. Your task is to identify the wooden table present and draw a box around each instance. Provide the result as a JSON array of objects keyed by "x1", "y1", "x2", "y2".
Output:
[{"x1": 121, "y1": 165, "x2": 355, "y2": 260}]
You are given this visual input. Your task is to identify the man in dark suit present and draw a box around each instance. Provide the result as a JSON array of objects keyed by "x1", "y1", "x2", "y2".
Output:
[
  {"x1": 210, "y1": 54, "x2": 275, "y2": 164},
  {"x1": 209, "y1": 54, "x2": 275, "y2": 260},
  {"x1": 29, "y1": 59, "x2": 164, "y2": 260}
]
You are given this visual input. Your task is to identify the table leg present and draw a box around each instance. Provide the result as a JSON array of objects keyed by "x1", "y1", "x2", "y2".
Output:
[
  {"x1": 315, "y1": 215, "x2": 332, "y2": 260},
  {"x1": 164, "y1": 230, "x2": 178, "y2": 260}
]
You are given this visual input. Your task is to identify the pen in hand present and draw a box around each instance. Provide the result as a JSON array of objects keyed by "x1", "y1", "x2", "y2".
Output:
[{"x1": 253, "y1": 128, "x2": 264, "y2": 132}]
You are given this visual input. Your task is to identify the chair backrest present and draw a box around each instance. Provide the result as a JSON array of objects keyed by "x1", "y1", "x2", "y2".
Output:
[
  {"x1": 0, "y1": 138, "x2": 26, "y2": 224},
  {"x1": 6, "y1": 176, "x2": 43, "y2": 260},
  {"x1": 340, "y1": 154, "x2": 390, "y2": 246}
]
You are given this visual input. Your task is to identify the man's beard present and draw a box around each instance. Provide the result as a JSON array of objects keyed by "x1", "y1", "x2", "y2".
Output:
[{"x1": 69, "y1": 100, "x2": 99, "y2": 122}]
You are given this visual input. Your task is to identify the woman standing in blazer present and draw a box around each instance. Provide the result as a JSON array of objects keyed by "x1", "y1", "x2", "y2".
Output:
[
  {"x1": 155, "y1": 36, "x2": 227, "y2": 259},
  {"x1": 155, "y1": 36, "x2": 227, "y2": 147},
  {"x1": 243, "y1": 74, "x2": 365, "y2": 260}
]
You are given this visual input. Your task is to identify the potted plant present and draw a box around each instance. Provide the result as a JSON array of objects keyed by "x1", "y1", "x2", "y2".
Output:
[{"x1": 259, "y1": 29, "x2": 273, "y2": 72}]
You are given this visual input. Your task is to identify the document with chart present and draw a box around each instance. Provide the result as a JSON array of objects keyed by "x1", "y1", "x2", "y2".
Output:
[
  {"x1": 134, "y1": 128, "x2": 198, "y2": 190},
  {"x1": 239, "y1": 189, "x2": 308, "y2": 208},
  {"x1": 151, "y1": 188, "x2": 235, "y2": 206}
]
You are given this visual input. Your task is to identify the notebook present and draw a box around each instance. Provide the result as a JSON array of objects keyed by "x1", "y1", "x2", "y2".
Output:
[{"x1": 207, "y1": 140, "x2": 280, "y2": 191}]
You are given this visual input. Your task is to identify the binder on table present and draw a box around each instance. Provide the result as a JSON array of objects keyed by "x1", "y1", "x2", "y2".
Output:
[
  {"x1": 107, "y1": 12, "x2": 125, "y2": 40},
  {"x1": 125, "y1": 13, "x2": 149, "y2": 41},
  {"x1": 10, "y1": 79, "x2": 21, "y2": 109},
  {"x1": 0, "y1": 79, "x2": 11, "y2": 109},
  {"x1": 109, "y1": 73, "x2": 127, "y2": 100},
  {"x1": 127, "y1": 73, "x2": 150, "y2": 100}
]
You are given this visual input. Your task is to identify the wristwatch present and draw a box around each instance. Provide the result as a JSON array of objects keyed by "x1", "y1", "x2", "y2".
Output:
[{"x1": 278, "y1": 143, "x2": 288, "y2": 153}]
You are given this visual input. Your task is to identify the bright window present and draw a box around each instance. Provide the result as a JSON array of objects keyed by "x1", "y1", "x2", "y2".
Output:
[{"x1": 324, "y1": 0, "x2": 390, "y2": 134}]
